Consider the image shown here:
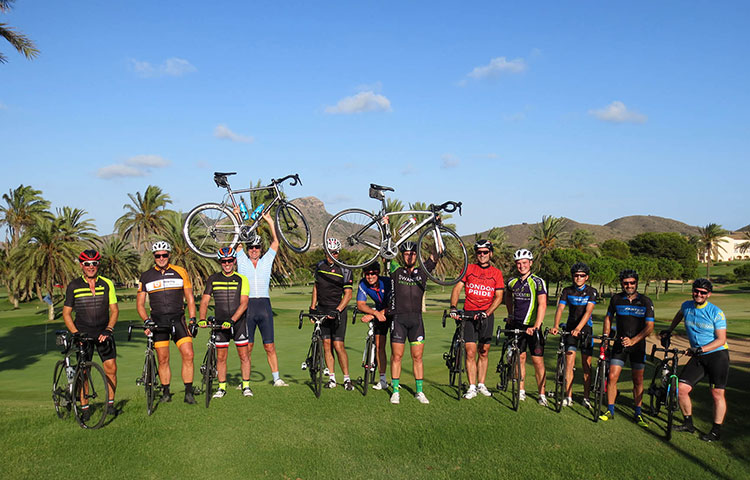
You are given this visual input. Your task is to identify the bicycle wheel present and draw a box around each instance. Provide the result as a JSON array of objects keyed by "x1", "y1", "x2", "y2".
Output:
[
  {"x1": 417, "y1": 225, "x2": 468, "y2": 286},
  {"x1": 554, "y1": 353, "x2": 565, "y2": 412},
  {"x1": 202, "y1": 345, "x2": 217, "y2": 408},
  {"x1": 73, "y1": 362, "x2": 109, "y2": 429},
  {"x1": 447, "y1": 330, "x2": 460, "y2": 387},
  {"x1": 323, "y1": 208, "x2": 383, "y2": 269},
  {"x1": 312, "y1": 337, "x2": 325, "y2": 398},
  {"x1": 52, "y1": 360, "x2": 71, "y2": 419},
  {"x1": 593, "y1": 362, "x2": 606, "y2": 422},
  {"x1": 183, "y1": 203, "x2": 240, "y2": 258},
  {"x1": 275, "y1": 202, "x2": 311, "y2": 253},
  {"x1": 496, "y1": 342, "x2": 508, "y2": 391},
  {"x1": 666, "y1": 375, "x2": 678, "y2": 441},
  {"x1": 510, "y1": 349, "x2": 521, "y2": 411},
  {"x1": 362, "y1": 336, "x2": 375, "y2": 396},
  {"x1": 144, "y1": 352, "x2": 158, "y2": 416},
  {"x1": 456, "y1": 340, "x2": 465, "y2": 400},
  {"x1": 648, "y1": 360, "x2": 665, "y2": 416}
]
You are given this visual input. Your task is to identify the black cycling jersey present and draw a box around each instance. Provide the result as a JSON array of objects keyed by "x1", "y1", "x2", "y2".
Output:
[
  {"x1": 559, "y1": 284, "x2": 598, "y2": 329},
  {"x1": 64, "y1": 275, "x2": 117, "y2": 335},
  {"x1": 388, "y1": 258, "x2": 436, "y2": 316},
  {"x1": 314, "y1": 260, "x2": 353, "y2": 309},
  {"x1": 606, "y1": 292, "x2": 655, "y2": 339},
  {"x1": 203, "y1": 271, "x2": 249, "y2": 321},
  {"x1": 138, "y1": 264, "x2": 192, "y2": 320}
]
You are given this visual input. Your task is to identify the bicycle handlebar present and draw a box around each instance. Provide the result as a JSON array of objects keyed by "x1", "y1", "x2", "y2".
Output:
[
  {"x1": 429, "y1": 201, "x2": 462, "y2": 216},
  {"x1": 441, "y1": 309, "x2": 475, "y2": 328},
  {"x1": 298, "y1": 310, "x2": 330, "y2": 329},
  {"x1": 650, "y1": 343, "x2": 684, "y2": 362},
  {"x1": 271, "y1": 173, "x2": 301, "y2": 187}
]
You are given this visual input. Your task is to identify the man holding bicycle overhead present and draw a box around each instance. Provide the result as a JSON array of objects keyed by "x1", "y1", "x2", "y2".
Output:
[
  {"x1": 310, "y1": 238, "x2": 354, "y2": 390},
  {"x1": 389, "y1": 241, "x2": 437, "y2": 405},
  {"x1": 235, "y1": 211, "x2": 289, "y2": 388},
  {"x1": 551, "y1": 262, "x2": 598, "y2": 408},
  {"x1": 661, "y1": 278, "x2": 729, "y2": 442},
  {"x1": 449, "y1": 239, "x2": 504, "y2": 399},
  {"x1": 505, "y1": 248, "x2": 548, "y2": 406},
  {"x1": 137, "y1": 241, "x2": 198, "y2": 405},
  {"x1": 62, "y1": 249, "x2": 119, "y2": 417},
  {"x1": 599, "y1": 269, "x2": 654, "y2": 427},
  {"x1": 199, "y1": 247, "x2": 250, "y2": 398},
  {"x1": 356, "y1": 260, "x2": 392, "y2": 390}
]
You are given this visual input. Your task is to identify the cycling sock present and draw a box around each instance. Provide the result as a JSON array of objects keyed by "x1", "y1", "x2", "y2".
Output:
[
  {"x1": 416, "y1": 379, "x2": 423, "y2": 393},
  {"x1": 683, "y1": 415, "x2": 693, "y2": 426},
  {"x1": 107, "y1": 400, "x2": 114, "y2": 405},
  {"x1": 380, "y1": 374, "x2": 387, "y2": 384},
  {"x1": 392, "y1": 378, "x2": 400, "y2": 393},
  {"x1": 219, "y1": 382, "x2": 227, "y2": 391},
  {"x1": 608, "y1": 404, "x2": 615, "y2": 415},
  {"x1": 329, "y1": 374, "x2": 337, "y2": 384},
  {"x1": 711, "y1": 423, "x2": 722, "y2": 435},
  {"x1": 635, "y1": 406, "x2": 642, "y2": 417},
  {"x1": 162, "y1": 384, "x2": 171, "y2": 395},
  {"x1": 242, "y1": 380, "x2": 250, "y2": 389},
  {"x1": 344, "y1": 375, "x2": 351, "y2": 382},
  {"x1": 272, "y1": 371, "x2": 280, "y2": 382},
  {"x1": 81, "y1": 404, "x2": 89, "y2": 410},
  {"x1": 469, "y1": 384, "x2": 476, "y2": 391},
  {"x1": 184, "y1": 382, "x2": 193, "y2": 393}
]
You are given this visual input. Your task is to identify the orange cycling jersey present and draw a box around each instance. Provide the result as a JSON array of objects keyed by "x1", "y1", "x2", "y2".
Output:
[{"x1": 138, "y1": 264, "x2": 192, "y2": 320}]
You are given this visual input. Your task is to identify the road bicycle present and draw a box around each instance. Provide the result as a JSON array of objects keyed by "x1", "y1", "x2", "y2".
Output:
[
  {"x1": 52, "y1": 330, "x2": 110, "y2": 429},
  {"x1": 442, "y1": 310, "x2": 475, "y2": 400},
  {"x1": 591, "y1": 335, "x2": 614, "y2": 422},
  {"x1": 183, "y1": 172, "x2": 311, "y2": 257},
  {"x1": 546, "y1": 326, "x2": 574, "y2": 413},
  {"x1": 128, "y1": 321, "x2": 168, "y2": 416},
  {"x1": 495, "y1": 324, "x2": 526, "y2": 411},
  {"x1": 196, "y1": 317, "x2": 232, "y2": 408},
  {"x1": 323, "y1": 183, "x2": 468, "y2": 285},
  {"x1": 646, "y1": 333, "x2": 683, "y2": 440},
  {"x1": 299, "y1": 310, "x2": 332, "y2": 398},
  {"x1": 350, "y1": 310, "x2": 379, "y2": 396}
]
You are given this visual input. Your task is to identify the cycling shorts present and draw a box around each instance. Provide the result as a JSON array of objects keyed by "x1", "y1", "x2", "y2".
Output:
[
  {"x1": 373, "y1": 316, "x2": 392, "y2": 337},
  {"x1": 82, "y1": 336, "x2": 117, "y2": 363},
  {"x1": 318, "y1": 306, "x2": 346, "y2": 342},
  {"x1": 507, "y1": 322, "x2": 544, "y2": 357},
  {"x1": 391, "y1": 314, "x2": 425, "y2": 345},
  {"x1": 679, "y1": 349, "x2": 729, "y2": 390},
  {"x1": 610, "y1": 339, "x2": 645, "y2": 370},
  {"x1": 246, "y1": 298, "x2": 274, "y2": 344},
  {"x1": 152, "y1": 314, "x2": 192, "y2": 349},
  {"x1": 564, "y1": 325, "x2": 593, "y2": 356},
  {"x1": 463, "y1": 312, "x2": 494, "y2": 345},
  {"x1": 216, "y1": 317, "x2": 249, "y2": 348}
]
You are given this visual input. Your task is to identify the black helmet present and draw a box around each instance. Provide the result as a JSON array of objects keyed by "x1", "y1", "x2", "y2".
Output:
[
  {"x1": 399, "y1": 241, "x2": 417, "y2": 253},
  {"x1": 570, "y1": 262, "x2": 590, "y2": 276},
  {"x1": 619, "y1": 269, "x2": 639, "y2": 282},
  {"x1": 363, "y1": 261, "x2": 380, "y2": 273},
  {"x1": 692, "y1": 278, "x2": 713, "y2": 292},
  {"x1": 473, "y1": 239, "x2": 493, "y2": 252}
]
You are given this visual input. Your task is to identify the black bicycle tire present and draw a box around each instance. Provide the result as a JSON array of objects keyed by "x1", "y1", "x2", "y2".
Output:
[
  {"x1": 205, "y1": 345, "x2": 216, "y2": 408},
  {"x1": 497, "y1": 341, "x2": 508, "y2": 391},
  {"x1": 145, "y1": 352, "x2": 157, "y2": 416},
  {"x1": 183, "y1": 203, "x2": 240, "y2": 258},
  {"x1": 456, "y1": 340, "x2": 465, "y2": 400},
  {"x1": 323, "y1": 208, "x2": 383, "y2": 269},
  {"x1": 554, "y1": 353, "x2": 565, "y2": 412},
  {"x1": 666, "y1": 375, "x2": 678, "y2": 440},
  {"x1": 593, "y1": 362, "x2": 606, "y2": 422},
  {"x1": 275, "y1": 201, "x2": 311, "y2": 253},
  {"x1": 648, "y1": 360, "x2": 666, "y2": 416},
  {"x1": 447, "y1": 329, "x2": 460, "y2": 387},
  {"x1": 73, "y1": 362, "x2": 109, "y2": 429},
  {"x1": 363, "y1": 336, "x2": 375, "y2": 396},
  {"x1": 510, "y1": 349, "x2": 521, "y2": 411},
  {"x1": 52, "y1": 360, "x2": 71, "y2": 419},
  {"x1": 313, "y1": 336, "x2": 324, "y2": 398},
  {"x1": 416, "y1": 224, "x2": 468, "y2": 286}
]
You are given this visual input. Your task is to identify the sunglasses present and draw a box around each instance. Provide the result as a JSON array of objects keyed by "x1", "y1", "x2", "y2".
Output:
[
  {"x1": 154, "y1": 253, "x2": 169, "y2": 259},
  {"x1": 573, "y1": 273, "x2": 587, "y2": 278},
  {"x1": 81, "y1": 261, "x2": 99, "y2": 267},
  {"x1": 476, "y1": 250, "x2": 491, "y2": 256},
  {"x1": 364, "y1": 271, "x2": 379, "y2": 276},
  {"x1": 220, "y1": 259, "x2": 235, "y2": 264},
  {"x1": 622, "y1": 281, "x2": 637, "y2": 286},
  {"x1": 693, "y1": 289, "x2": 709, "y2": 296},
  {"x1": 330, "y1": 251, "x2": 340, "y2": 255},
  {"x1": 247, "y1": 245, "x2": 261, "y2": 250}
]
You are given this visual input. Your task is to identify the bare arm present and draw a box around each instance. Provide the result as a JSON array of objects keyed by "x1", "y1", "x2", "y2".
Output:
[
  {"x1": 572, "y1": 302, "x2": 595, "y2": 336},
  {"x1": 136, "y1": 291, "x2": 149, "y2": 322},
  {"x1": 199, "y1": 294, "x2": 211, "y2": 321},
  {"x1": 602, "y1": 315, "x2": 611, "y2": 336},
  {"x1": 533, "y1": 294, "x2": 547, "y2": 330},
  {"x1": 552, "y1": 303, "x2": 566, "y2": 334},
  {"x1": 310, "y1": 284, "x2": 318, "y2": 310},
  {"x1": 62, "y1": 306, "x2": 77, "y2": 333},
  {"x1": 337, "y1": 288, "x2": 352, "y2": 312},
  {"x1": 184, "y1": 286, "x2": 197, "y2": 319},
  {"x1": 699, "y1": 328, "x2": 727, "y2": 353},
  {"x1": 233, "y1": 295, "x2": 249, "y2": 322},
  {"x1": 449, "y1": 281, "x2": 463, "y2": 308},
  {"x1": 263, "y1": 212, "x2": 279, "y2": 252},
  {"x1": 485, "y1": 289, "x2": 504, "y2": 316}
]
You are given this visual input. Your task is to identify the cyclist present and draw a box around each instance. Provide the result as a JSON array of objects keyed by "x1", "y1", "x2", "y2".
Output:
[
  {"x1": 599, "y1": 269, "x2": 654, "y2": 427},
  {"x1": 389, "y1": 241, "x2": 437, "y2": 405},
  {"x1": 235, "y1": 211, "x2": 289, "y2": 387},
  {"x1": 199, "y1": 247, "x2": 250, "y2": 398},
  {"x1": 449, "y1": 239, "x2": 504, "y2": 399},
  {"x1": 309, "y1": 238, "x2": 354, "y2": 390},
  {"x1": 356, "y1": 260, "x2": 392, "y2": 391},
  {"x1": 661, "y1": 278, "x2": 729, "y2": 442},
  {"x1": 62, "y1": 249, "x2": 119, "y2": 417},
  {"x1": 136, "y1": 241, "x2": 198, "y2": 404},
  {"x1": 551, "y1": 262, "x2": 598, "y2": 408},
  {"x1": 505, "y1": 249, "x2": 548, "y2": 406}
]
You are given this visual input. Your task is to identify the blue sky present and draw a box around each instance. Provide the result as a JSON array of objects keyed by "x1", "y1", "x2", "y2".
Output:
[{"x1": 2, "y1": 1, "x2": 748, "y2": 237}]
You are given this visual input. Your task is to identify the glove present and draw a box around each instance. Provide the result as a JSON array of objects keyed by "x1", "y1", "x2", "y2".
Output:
[
  {"x1": 659, "y1": 329, "x2": 671, "y2": 338},
  {"x1": 687, "y1": 346, "x2": 703, "y2": 356},
  {"x1": 222, "y1": 320, "x2": 233, "y2": 329},
  {"x1": 189, "y1": 317, "x2": 197, "y2": 325},
  {"x1": 198, "y1": 319, "x2": 207, "y2": 328},
  {"x1": 327, "y1": 310, "x2": 340, "y2": 320},
  {"x1": 72, "y1": 332, "x2": 83, "y2": 343},
  {"x1": 476, "y1": 311, "x2": 488, "y2": 320},
  {"x1": 102, "y1": 328, "x2": 113, "y2": 338}
]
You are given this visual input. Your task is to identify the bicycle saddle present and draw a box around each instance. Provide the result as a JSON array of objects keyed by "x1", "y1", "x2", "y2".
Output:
[
  {"x1": 369, "y1": 183, "x2": 394, "y2": 191},
  {"x1": 214, "y1": 172, "x2": 237, "y2": 177}
]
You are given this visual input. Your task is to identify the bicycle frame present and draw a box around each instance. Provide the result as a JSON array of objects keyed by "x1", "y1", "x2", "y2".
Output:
[{"x1": 213, "y1": 173, "x2": 300, "y2": 231}]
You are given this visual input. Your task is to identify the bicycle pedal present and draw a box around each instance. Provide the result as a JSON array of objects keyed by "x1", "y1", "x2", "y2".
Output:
[{"x1": 135, "y1": 378, "x2": 143, "y2": 386}]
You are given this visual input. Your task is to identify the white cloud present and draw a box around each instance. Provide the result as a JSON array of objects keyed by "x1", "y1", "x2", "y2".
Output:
[
  {"x1": 130, "y1": 57, "x2": 197, "y2": 78},
  {"x1": 214, "y1": 124, "x2": 254, "y2": 143},
  {"x1": 325, "y1": 91, "x2": 392, "y2": 115},
  {"x1": 441, "y1": 154, "x2": 460, "y2": 169},
  {"x1": 462, "y1": 56, "x2": 527, "y2": 84},
  {"x1": 589, "y1": 101, "x2": 647, "y2": 124},
  {"x1": 126, "y1": 154, "x2": 171, "y2": 167},
  {"x1": 354, "y1": 81, "x2": 383, "y2": 93},
  {"x1": 96, "y1": 164, "x2": 148, "y2": 179}
]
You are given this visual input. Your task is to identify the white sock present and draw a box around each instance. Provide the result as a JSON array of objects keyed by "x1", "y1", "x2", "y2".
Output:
[
  {"x1": 478, "y1": 383, "x2": 486, "y2": 389},
  {"x1": 468, "y1": 384, "x2": 476, "y2": 391},
  {"x1": 329, "y1": 374, "x2": 336, "y2": 383},
  {"x1": 343, "y1": 375, "x2": 350, "y2": 382}
]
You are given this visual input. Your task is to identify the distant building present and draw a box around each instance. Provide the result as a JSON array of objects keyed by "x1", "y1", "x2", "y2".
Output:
[{"x1": 698, "y1": 232, "x2": 750, "y2": 262}]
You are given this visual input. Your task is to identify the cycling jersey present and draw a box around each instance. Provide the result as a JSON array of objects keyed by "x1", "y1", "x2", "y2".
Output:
[
  {"x1": 461, "y1": 263, "x2": 504, "y2": 311},
  {"x1": 138, "y1": 264, "x2": 191, "y2": 320},
  {"x1": 388, "y1": 258, "x2": 436, "y2": 316},
  {"x1": 203, "y1": 271, "x2": 249, "y2": 321},
  {"x1": 64, "y1": 276, "x2": 117, "y2": 335},
  {"x1": 237, "y1": 249, "x2": 276, "y2": 298},
  {"x1": 506, "y1": 274, "x2": 547, "y2": 326},
  {"x1": 558, "y1": 284, "x2": 598, "y2": 328},
  {"x1": 679, "y1": 300, "x2": 728, "y2": 355},
  {"x1": 314, "y1": 260, "x2": 353, "y2": 309},
  {"x1": 357, "y1": 276, "x2": 391, "y2": 310},
  {"x1": 606, "y1": 292, "x2": 654, "y2": 339}
]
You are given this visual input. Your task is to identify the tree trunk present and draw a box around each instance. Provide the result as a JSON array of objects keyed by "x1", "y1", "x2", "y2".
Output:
[
  {"x1": 664, "y1": 278, "x2": 669, "y2": 293},
  {"x1": 48, "y1": 302, "x2": 55, "y2": 322}
]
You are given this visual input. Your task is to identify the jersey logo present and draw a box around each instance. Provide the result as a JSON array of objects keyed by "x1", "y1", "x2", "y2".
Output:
[{"x1": 145, "y1": 278, "x2": 184, "y2": 292}]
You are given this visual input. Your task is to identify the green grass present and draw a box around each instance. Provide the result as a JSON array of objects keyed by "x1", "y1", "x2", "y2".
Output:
[{"x1": 0, "y1": 285, "x2": 748, "y2": 479}]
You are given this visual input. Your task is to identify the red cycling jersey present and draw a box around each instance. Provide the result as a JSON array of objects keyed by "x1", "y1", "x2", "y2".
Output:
[{"x1": 462, "y1": 263, "x2": 504, "y2": 311}]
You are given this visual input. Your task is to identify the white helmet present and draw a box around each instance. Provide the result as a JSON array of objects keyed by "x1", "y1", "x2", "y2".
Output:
[
  {"x1": 326, "y1": 237, "x2": 342, "y2": 252},
  {"x1": 513, "y1": 248, "x2": 533, "y2": 261},
  {"x1": 152, "y1": 241, "x2": 172, "y2": 252}
]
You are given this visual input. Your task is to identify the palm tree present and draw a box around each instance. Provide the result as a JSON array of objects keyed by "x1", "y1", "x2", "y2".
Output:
[
  {"x1": 99, "y1": 235, "x2": 141, "y2": 287},
  {"x1": 115, "y1": 185, "x2": 173, "y2": 253},
  {"x1": 0, "y1": 0, "x2": 39, "y2": 63},
  {"x1": 0, "y1": 184, "x2": 52, "y2": 246},
  {"x1": 698, "y1": 223, "x2": 729, "y2": 279},
  {"x1": 569, "y1": 229, "x2": 595, "y2": 252},
  {"x1": 737, "y1": 231, "x2": 750, "y2": 255},
  {"x1": 531, "y1": 215, "x2": 567, "y2": 261}
]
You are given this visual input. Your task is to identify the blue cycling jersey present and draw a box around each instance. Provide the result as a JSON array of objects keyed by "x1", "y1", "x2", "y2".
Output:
[
  {"x1": 680, "y1": 300, "x2": 728, "y2": 355},
  {"x1": 356, "y1": 276, "x2": 391, "y2": 311}
]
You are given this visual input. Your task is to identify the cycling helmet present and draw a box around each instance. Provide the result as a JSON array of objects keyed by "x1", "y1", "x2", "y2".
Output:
[
  {"x1": 245, "y1": 234, "x2": 262, "y2": 247},
  {"x1": 474, "y1": 239, "x2": 494, "y2": 252},
  {"x1": 400, "y1": 241, "x2": 417, "y2": 253},
  {"x1": 326, "y1": 237, "x2": 342, "y2": 252},
  {"x1": 692, "y1": 278, "x2": 713, "y2": 292},
  {"x1": 570, "y1": 262, "x2": 590, "y2": 275},
  {"x1": 513, "y1": 248, "x2": 533, "y2": 261},
  {"x1": 217, "y1": 246, "x2": 237, "y2": 260},
  {"x1": 363, "y1": 261, "x2": 380, "y2": 273},
  {"x1": 152, "y1": 241, "x2": 172, "y2": 253},
  {"x1": 79, "y1": 249, "x2": 101, "y2": 262},
  {"x1": 619, "y1": 269, "x2": 639, "y2": 282}
]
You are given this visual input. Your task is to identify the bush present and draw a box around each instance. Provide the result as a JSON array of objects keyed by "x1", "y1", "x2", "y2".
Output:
[{"x1": 734, "y1": 263, "x2": 750, "y2": 281}]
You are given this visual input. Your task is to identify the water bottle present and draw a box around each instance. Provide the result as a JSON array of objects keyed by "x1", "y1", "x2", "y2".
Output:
[
  {"x1": 661, "y1": 366, "x2": 670, "y2": 386},
  {"x1": 239, "y1": 201, "x2": 249, "y2": 221},
  {"x1": 66, "y1": 366, "x2": 75, "y2": 382},
  {"x1": 397, "y1": 216, "x2": 417, "y2": 236},
  {"x1": 250, "y1": 203, "x2": 265, "y2": 221}
]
